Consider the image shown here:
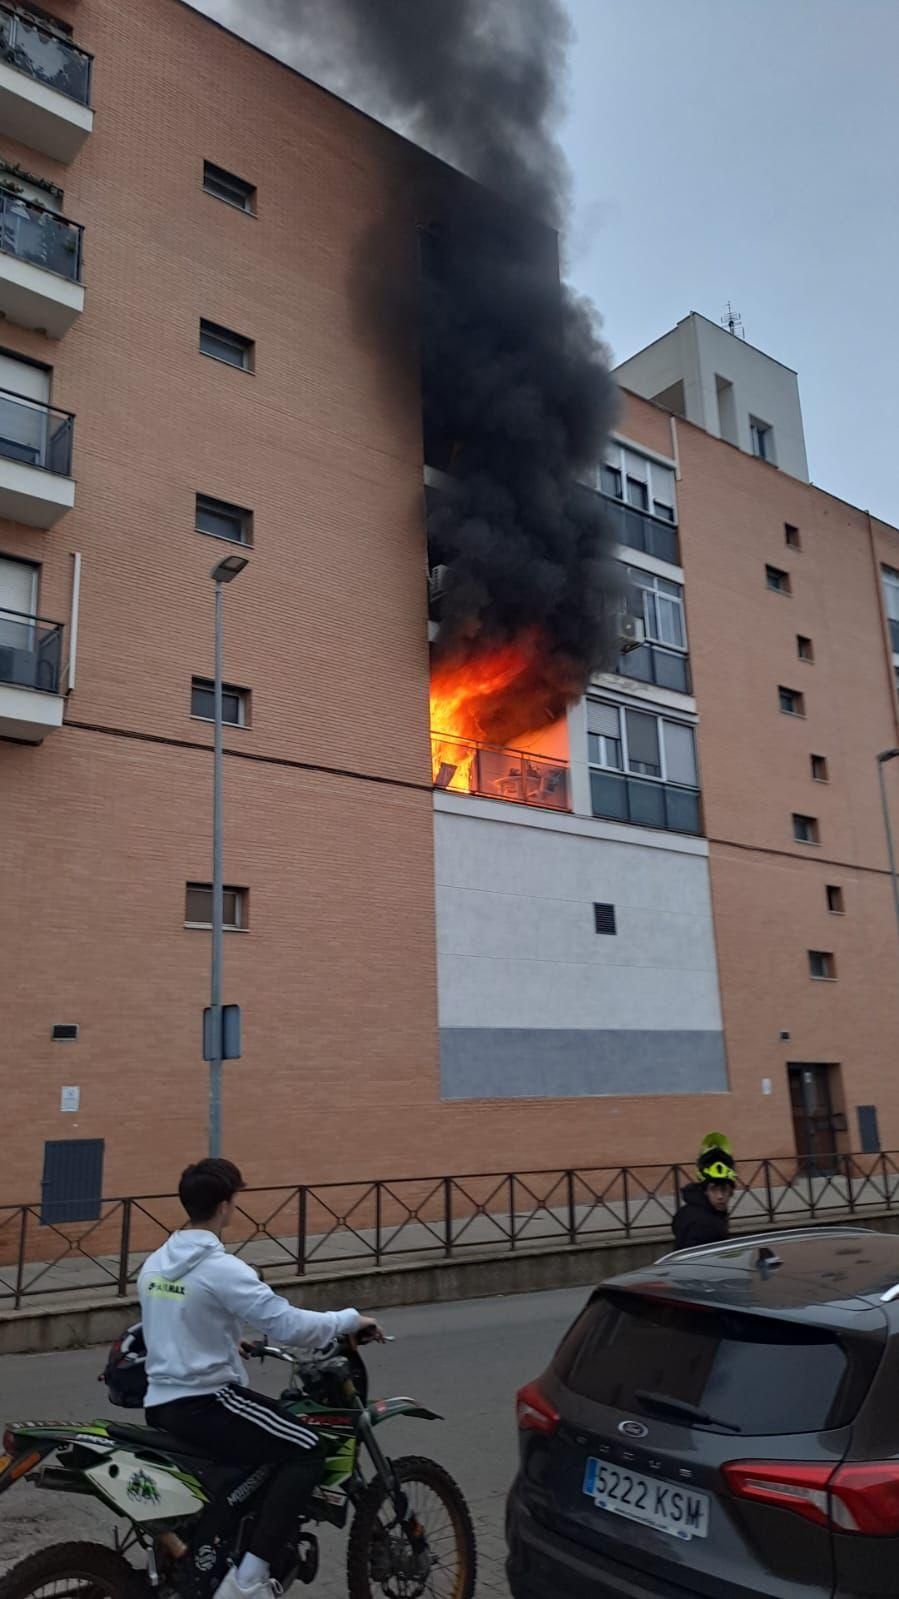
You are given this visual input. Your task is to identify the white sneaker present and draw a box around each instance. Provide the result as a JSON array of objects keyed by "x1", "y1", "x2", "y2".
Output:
[{"x1": 212, "y1": 1569, "x2": 280, "y2": 1599}]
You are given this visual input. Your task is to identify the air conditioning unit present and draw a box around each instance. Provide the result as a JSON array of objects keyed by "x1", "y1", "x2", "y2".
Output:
[
  {"x1": 619, "y1": 614, "x2": 646, "y2": 654},
  {"x1": 428, "y1": 563, "x2": 450, "y2": 604}
]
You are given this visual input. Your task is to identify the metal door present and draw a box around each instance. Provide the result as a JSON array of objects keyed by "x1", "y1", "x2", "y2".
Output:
[{"x1": 40, "y1": 1138, "x2": 104, "y2": 1225}]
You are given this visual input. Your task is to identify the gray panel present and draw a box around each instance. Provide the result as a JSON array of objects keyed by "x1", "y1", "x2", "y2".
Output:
[{"x1": 440, "y1": 1028, "x2": 727, "y2": 1100}]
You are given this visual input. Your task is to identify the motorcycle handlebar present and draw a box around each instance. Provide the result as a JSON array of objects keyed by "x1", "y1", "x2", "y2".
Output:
[{"x1": 243, "y1": 1329, "x2": 391, "y2": 1363}]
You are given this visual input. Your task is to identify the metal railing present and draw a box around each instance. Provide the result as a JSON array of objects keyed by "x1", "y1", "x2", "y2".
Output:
[
  {"x1": 616, "y1": 640, "x2": 691, "y2": 695},
  {"x1": 590, "y1": 766, "x2": 702, "y2": 834},
  {"x1": 0, "y1": 606, "x2": 62, "y2": 692},
  {"x1": 0, "y1": 387, "x2": 74, "y2": 475},
  {"x1": 3, "y1": 1153, "x2": 899, "y2": 1311},
  {"x1": 0, "y1": 186, "x2": 82, "y2": 281},
  {"x1": 431, "y1": 731, "x2": 570, "y2": 811},
  {"x1": 0, "y1": 3, "x2": 92, "y2": 106},
  {"x1": 602, "y1": 494, "x2": 680, "y2": 566}
]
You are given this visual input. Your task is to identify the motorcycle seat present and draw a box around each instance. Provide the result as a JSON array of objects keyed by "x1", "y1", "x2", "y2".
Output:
[{"x1": 106, "y1": 1421, "x2": 213, "y2": 1460}]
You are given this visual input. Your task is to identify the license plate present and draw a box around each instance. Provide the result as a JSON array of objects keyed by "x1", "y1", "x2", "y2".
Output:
[{"x1": 583, "y1": 1458, "x2": 709, "y2": 1541}]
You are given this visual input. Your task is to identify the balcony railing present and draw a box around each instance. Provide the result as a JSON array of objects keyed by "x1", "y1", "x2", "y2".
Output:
[
  {"x1": 617, "y1": 640, "x2": 691, "y2": 695},
  {"x1": 590, "y1": 767, "x2": 701, "y2": 835},
  {"x1": 0, "y1": 4, "x2": 92, "y2": 106},
  {"x1": 432, "y1": 732, "x2": 570, "y2": 812},
  {"x1": 0, "y1": 387, "x2": 74, "y2": 474},
  {"x1": 601, "y1": 494, "x2": 680, "y2": 566},
  {"x1": 0, "y1": 186, "x2": 82, "y2": 280},
  {"x1": 0, "y1": 606, "x2": 62, "y2": 693}
]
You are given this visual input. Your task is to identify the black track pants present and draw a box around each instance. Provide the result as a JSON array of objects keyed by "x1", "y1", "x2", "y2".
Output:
[{"x1": 147, "y1": 1385, "x2": 325, "y2": 1564}]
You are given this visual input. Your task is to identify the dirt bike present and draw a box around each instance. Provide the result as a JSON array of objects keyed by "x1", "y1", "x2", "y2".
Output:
[{"x1": 0, "y1": 1333, "x2": 477, "y2": 1599}]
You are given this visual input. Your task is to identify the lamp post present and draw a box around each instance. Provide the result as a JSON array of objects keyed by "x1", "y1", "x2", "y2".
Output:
[
  {"x1": 208, "y1": 553, "x2": 248, "y2": 1157},
  {"x1": 877, "y1": 748, "x2": 899, "y2": 947}
]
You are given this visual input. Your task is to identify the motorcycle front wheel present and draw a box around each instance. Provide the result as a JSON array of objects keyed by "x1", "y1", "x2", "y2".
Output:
[
  {"x1": 0, "y1": 1543, "x2": 140, "y2": 1599},
  {"x1": 347, "y1": 1454, "x2": 477, "y2": 1599}
]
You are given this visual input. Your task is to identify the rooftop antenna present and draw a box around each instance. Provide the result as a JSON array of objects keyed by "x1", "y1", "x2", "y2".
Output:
[{"x1": 722, "y1": 301, "x2": 745, "y2": 340}]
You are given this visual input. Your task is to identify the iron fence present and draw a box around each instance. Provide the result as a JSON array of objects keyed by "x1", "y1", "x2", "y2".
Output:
[{"x1": 3, "y1": 1152, "x2": 899, "y2": 1312}]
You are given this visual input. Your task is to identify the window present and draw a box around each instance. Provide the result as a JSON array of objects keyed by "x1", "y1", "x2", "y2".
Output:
[
  {"x1": 196, "y1": 493, "x2": 253, "y2": 546},
  {"x1": 750, "y1": 417, "x2": 775, "y2": 463},
  {"x1": 600, "y1": 445, "x2": 678, "y2": 527},
  {"x1": 881, "y1": 566, "x2": 899, "y2": 654},
  {"x1": 811, "y1": 753, "x2": 829, "y2": 782},
  {"x1": 199, "y1": 320, "x2": 254, "y2": 371},
  {"x1": 797, "y1": 634, "x2": 814, "y2": 662},
  {"x1": 785, "y1": 523, "x2": 801, "y2": 550},
  {"x1": 185, "y1": 883, "x2": 248, "y2": 930},
  {"x1": 593, "y1": 903, "x2": 617, "y2": 935},
  {"x1": 827, "y1": 885, "x2": 845, "y2": 915},
  {"x1": 766, "y1": 565, "x2": 792, "y2": 595},
  {"x1": 587, "y1": 699, "x2": 701, "y2": 835},
  {"x1": 779, "y1": 686, "x2": 805, "y2": 716},
  {"x1": 191, "y1": 677, "x2": 249, "y2": 726},
  {"x1": 808, "y1": 950, "x2": 836, "y2": 980},
  {"x1": 626, "y1": 566, "x2": 686, "y2": 650},
  {"x1": 203, "y1": 161, "x2": 256, "y2": 213},
  {"x1": 793, "y1": 813, "x2": 819, "y2": 845},
  {"x1": 554, "y1": 1289, "x2": 853, "y2": 1437},
  {"x1": 600, "y1": 463, "x2": 622, "y2": 500}
]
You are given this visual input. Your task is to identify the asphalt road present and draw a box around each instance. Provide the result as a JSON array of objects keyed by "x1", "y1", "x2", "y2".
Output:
[{"x1": 0, "y1": 1286, "x2": 589, "y2": 1597}]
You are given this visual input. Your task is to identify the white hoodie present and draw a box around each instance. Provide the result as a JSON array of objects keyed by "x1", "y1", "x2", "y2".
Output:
[{"x1": 138, "y1": 1230, "x2": 361, "y2": 1409}]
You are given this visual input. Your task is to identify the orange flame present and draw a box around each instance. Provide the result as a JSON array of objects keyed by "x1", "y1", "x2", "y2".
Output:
[{"x1": 430, "y1": 631, "x2": 570, "y2": 795}]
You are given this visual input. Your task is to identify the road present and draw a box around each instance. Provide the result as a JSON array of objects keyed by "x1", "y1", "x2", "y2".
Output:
[{"x1": 0, "y1": 1286, "x2": 589, "y2": 1597}]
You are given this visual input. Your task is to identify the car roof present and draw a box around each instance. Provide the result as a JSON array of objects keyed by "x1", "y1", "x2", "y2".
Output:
[{"x1": 602, "y1": 1228, "x2": 899, "y2": 1329}]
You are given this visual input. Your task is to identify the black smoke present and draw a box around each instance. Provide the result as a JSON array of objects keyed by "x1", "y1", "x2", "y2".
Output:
[{"x1": 213, "y1": 0, "x2": 622, "y2": 741}]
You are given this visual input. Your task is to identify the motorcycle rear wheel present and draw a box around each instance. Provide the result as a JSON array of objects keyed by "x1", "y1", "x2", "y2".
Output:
[
  {"x1": 0, "y1": 1543, "x2": 141, "y2": 1599},
  {"x1": 347, "y1": 1454, "x2": 476, "y2": 1599}
]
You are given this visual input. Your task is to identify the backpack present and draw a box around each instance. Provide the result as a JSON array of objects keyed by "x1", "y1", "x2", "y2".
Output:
[{"x1": 101, "y1": 1320, "x2": 148, "y2": 1409}]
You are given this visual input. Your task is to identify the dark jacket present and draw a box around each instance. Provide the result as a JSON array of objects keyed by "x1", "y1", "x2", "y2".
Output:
[{"x1": 671, "y1": 1182, "x2": 730, "y2": 1251}]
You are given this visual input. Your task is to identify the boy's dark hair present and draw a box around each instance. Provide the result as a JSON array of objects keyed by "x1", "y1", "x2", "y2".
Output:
[{"x1": 178, "y1": 1158, "x2": 245, "y2": 1224}]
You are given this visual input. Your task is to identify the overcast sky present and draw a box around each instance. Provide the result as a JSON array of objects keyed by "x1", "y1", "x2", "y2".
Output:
[{"x1": 188, "y1": 0, "x2": 899, "y2": 524}]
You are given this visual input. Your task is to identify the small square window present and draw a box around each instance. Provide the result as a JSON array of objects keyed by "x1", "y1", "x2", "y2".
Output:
[
  {"x1": 785, "y1": 523, "x2": 801, "y2": 550},
  {"x1": 766, "y1": 565, "x2": 792, "y2": 595},
  {"x1": 810, "y1": 754, "x2": 829, "y2": 782},
  {"x1": 826, "y1": 885, "x2": 845, "y2": 915},
  {"x1": 191, "y1": 677, "x2": 249, "y2": 727},
  {"x1": 793, "y1": 813, "x2": 819, "y2": 845},
  {"x1": 200, "y1": 319, "x2": 254, "y2": 371},
  {"x1": 196, "y1": 493, "x2": 253, "y2": 546},
  {"x1": 779, "y1": 686, "x2": 805, "y2": 716},
  {"x1": 203, "y1": 161, "x2": 256, "y2": 213},
  {"x1": 185, "y1": 883, "x2": 248, "y2": 931},
  {"x1": 808, "y1": 949, "x2": 836, "y2": 980},
  {"x1": 593, "y1": 902, "x2": 617, "y2": 935},
  {"x1": 797, "y1": 635, "x2": 814, "y2": 662}
]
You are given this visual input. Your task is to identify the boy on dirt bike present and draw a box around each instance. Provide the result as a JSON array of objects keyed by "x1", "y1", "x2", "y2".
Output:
[{"x1": 138, "y1": 1158, "x2": 382, "y2": 1599}]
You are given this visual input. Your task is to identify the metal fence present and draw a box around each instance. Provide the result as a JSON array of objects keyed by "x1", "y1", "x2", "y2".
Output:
[{"x1": 3, "y1": 1153, "x2": 899, "y2": 1312}]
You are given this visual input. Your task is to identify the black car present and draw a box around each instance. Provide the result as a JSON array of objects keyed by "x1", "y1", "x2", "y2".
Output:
[{"x1": 507, "y1": 1227, "x2": 899, "y2": 1599}]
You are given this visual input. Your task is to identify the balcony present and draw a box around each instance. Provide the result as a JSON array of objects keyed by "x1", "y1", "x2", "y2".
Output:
[
  {"x1": 0, "y1": 388, "x2": 75, "y2": 526},
  {"x1": 432, "y1": 732, "x2": 570, "y2": 812},
  {"x1": 0, "y1": 5, "x2": 93, "y2": 163},
  {"x1": 616, "y1": 640, "x2": 691, "y2": 695},
  {"x1": 601, "y1": 495, "x2": 680, "y2": 567},
  {"x1": 0, "y1": 607, "x2": 63, "y2": 741},
  {"x1": 590, "y1": 768, "x2": 701, "y2": 835},
  {"x1": 0, "y1": 188, "x2": 83, "y2": 336}
]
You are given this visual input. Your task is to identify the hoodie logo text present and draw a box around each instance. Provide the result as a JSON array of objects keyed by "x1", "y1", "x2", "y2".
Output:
[{"x1": 145, "y1": 1277, "x2": 186, "y2": 1298}]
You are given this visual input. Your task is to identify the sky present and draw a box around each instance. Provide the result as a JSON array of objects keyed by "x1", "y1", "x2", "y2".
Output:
[{"x1": 188, "y1": 0, "x2": 899, "y2": 524}]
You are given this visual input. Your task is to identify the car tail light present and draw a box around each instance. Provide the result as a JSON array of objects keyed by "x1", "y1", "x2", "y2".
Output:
[
  {"x1": 725, "y1": 1460, "x2": 899, "y2": 1535},
  {"x1": 516, "y1": 1380, "x2": 560, "y2": 1436}
]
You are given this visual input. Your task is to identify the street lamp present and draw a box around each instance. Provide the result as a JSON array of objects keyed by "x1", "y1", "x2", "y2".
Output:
[
  {"x1": 208, "y1": 553, "x2": 248, "y2": 1156},
  {"x1": 877, "y1": 748, "x2": 899, "y2": 946}
]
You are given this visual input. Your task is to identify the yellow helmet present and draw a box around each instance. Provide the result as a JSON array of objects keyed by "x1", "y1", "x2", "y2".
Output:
[{"x1": 697, "y1": 1132, "x2": 736, "y2": 1185}]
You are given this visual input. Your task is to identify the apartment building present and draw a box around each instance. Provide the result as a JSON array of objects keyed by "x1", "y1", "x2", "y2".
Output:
[{"x1": 2, "y1": 0, "x2": 898, "y2": 1224}]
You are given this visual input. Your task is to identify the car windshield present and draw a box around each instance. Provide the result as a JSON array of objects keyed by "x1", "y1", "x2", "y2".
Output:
[{"x1": 554, "y1": 1290, "x2": 863, "y2": 1435}]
